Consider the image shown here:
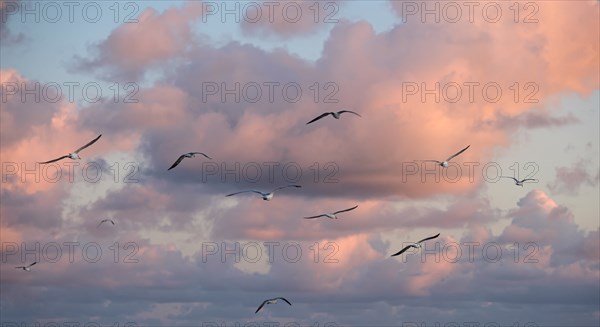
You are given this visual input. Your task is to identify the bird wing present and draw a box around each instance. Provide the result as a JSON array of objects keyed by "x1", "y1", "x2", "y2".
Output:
[
  {"x1": 333, "y1": 205, "x2": 358, "y2": 215},
  {"x1": 521, "y1": 178, "x2": 538, "y2": 183},
  {"x1": 38, "y1": 155, "x2": 69, "y2": 164},
  {"x1": 225, "y1": 190, "x2": 263, "y2": 197},
  {"x1": 27, "y1": 262, "x2": 37, "y2": 268},
  {"x1": 277, "y1": 297, "x2": 292, "y2": 305},
  {"x1": 272, "y1": 185, "x2": 302, "y2": 192},
  {"x1": 417, "y1": 233, "x2": 441, "y2": 244},
  {"x1": 110, "y1": 220, "x2": 115, "y2": 225},
  {"x1": 255, "y1": 301, "x2": 267, "y2": 314},
  {"x1": 500, "y1": 176, "x2": 519, "y2": 183},
  {"x1": 190, "y1": 152, "x2": 212, "y2": 160},
  {"x1": 168, "y1": 155, "x2": 187, "y2": 170},
  {"x1": 446, "y1": 145, "x2": 470, "y2": 161},
  {"x1": 306, "y1": 112, "x2": 332, "y2": 125},
  {"x1": 421, "y1": 160, "x2": 442, "y2": 164},
  {"x1": 74, "y1": 134, "x2": 102, "y2": 154},
  {"x1": 96, "y1": 221, "x2": 105, "y2": 228},
  {"x1": 390, "y1": 245, "x2": 414, "y2": 257},
  {"x1": 338, "y1": 110, "x2": 362, "y2": 117},
  {"x1": 304, "y1": 214, "x2": 326, "y2": 219},
  {"x1": 15, "y1": 266, "x2": 25, "y2": 269}
]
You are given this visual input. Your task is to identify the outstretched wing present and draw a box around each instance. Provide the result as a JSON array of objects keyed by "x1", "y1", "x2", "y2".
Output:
[
  {"x1": 168, "y1": 155, "x2": 187, "y2": 170},
  {"x1": 38, "y1": 155, "x2": 69, "y2": 164},
  {"x1": 277, "y1": 297, "x2": 292, "y2": 306},
  {"x1": 225, "y1": 190, "x2": 263, "y2": 197},
  {"x1": 333, "y1": 205, "x2": 358, "y2": 215},
  {"x1": 190, "y1": 152, "x2": 212, "y2": 160},
  {"x1": 390, "y1": 245, "x2": 414, "y2": 257},
  {"x1": 500, "y1": 176, "x2": 519, "y2": 183},
  {"x1": 27, "y1": 262, "x2": 37, "y2": 268},
  {"x1": 417, "y1": 233, "x2": 441, "y2": 244},
  {"x1": 304, "y1": 214, "x2": 326, "y2": 219},
  {"x1": 255, "y1": 301, "x2": 267, "y2": 314},
  {"x1": 97, "y1": 219, "x2": 115, "y2": 227},
  {"x1": 306, "y1": 112, "x2": 332, "y2": 125},
  {"x1": 74, "y1": 134, "x2": 102, "y2": 154},
  {"x1": 421, "y1": 160, "x2": 442, "y2": 164},
  {"x1": 272, "y1": 185, "x2": 302, "y2": 192},
  {"x1": 339, "y1": 110, "x2": 362, "y2": 117},
  {"x1": 521, "y1": 178, "x2": 538, "y2": 183},
  {"x1": 446, "y1": 145, "x2": 470, "y2": 162}
]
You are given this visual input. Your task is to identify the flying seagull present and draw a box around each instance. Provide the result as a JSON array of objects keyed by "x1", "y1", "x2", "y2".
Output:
[
  {"x1": 38, "y1": 134, "x2": 102, "y2": 164},
  {"x1": 306, "y1": 110, "x2": 361, "y2": 125},
  {"x1": 391, "y1": 233, "x2": 441, "y2": 257},
  {"x1": 15, "y1": 261, "x2": 37, "y2": 271},
  {"x1": 255, "y1": 297, "x2": 292, "y2": 314},
  {"x1": 423, "y1": 145, "x2": 470, "y2": 167},
  {"x1": 500, "y1": 176, "x2": 538, "y2": 187},
  {"x1": 97, "y1": 219, "x2": 115, "y2": 228},
  {"x1": 168, "y1": 152, "x2": 212, "y2": 170},
  {"x1": 304, "y1": 205, "x2": 359, "y2": 219},
  {"x1": 226, "y1": 185, "x2": 301, "y2": 201}
]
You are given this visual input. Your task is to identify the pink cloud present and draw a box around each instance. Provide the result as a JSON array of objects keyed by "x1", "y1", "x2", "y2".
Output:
[
  {"x1": 64, "y1": 1, "x2": 597, "y2": 202},
  {"x1": 207, "y1": 194, "x2": 499, "y2": 242},
  {"x1": 0, "y1": 72, "x2": 140, "y2": 194},
  {"x1": 549, "y1": 159, "x2": 600, "y2": 195},
  {"x1": 75, "y1": 2, "x2": 204, "y2": 80},
  {"x1": 406, "y1": 239, "x2": 459, "y2": 296}
]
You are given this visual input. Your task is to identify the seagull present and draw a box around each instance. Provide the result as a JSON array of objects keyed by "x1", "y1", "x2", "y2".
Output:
[
  {"x1": 255, "y1": 297, "x2": 292, "y2": 314},
  {"x1": 15, "y1": 261, "x2": 37, "y2": 271},
  {"x1": 500, "y1": 176, "x2": 538, "y2": 187},
  {"x1": 306, "y1": 110, "x2": 361, "y2": 125},
  {"x1": 304, "y1": 205, "x2": 358, "y2": 219},
  {"x1": 391, "y1": 233, "x2": 441, "y2": 257},
  {"x1": 97, "y1": 219, "x2": 115, "y2": 228},
  {"x1": 168, "y1": 152, "x2": 212, "y2": 170},
  {"x1": 225, "y1": 185, "x2": 301, "y2": 201},
  {"x1": 38, "y1": 134, "x2": 102, "y2": 164},
  {"x1": 423, "y1": 145, "x2": 470, "y2": 167}
]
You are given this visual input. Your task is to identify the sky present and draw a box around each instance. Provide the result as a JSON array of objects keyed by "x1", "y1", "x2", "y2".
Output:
[{"x1": 1, "y1": 0, "x2": 599, "y2": 326}]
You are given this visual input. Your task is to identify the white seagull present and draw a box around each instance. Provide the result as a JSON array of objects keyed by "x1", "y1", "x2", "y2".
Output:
[
  {"x1": 226, "y1": 185, "x2": 301, "y2": 201},
  {"x1": 304, "y1": 205, "x2": 359, "y2": 219},
  {"x1": 168, "y1": 152, "x2": 212, "y2": 170},
  {"x1": 255, "y1": 297, "x2": 292, "y2": 314},
  {"x1": 391, "y1": 233, "x2": 441, "y2": 257},
  {"x1": 38, "y1": 134, "x2": 102, "y2": 164},
  {"x1": 97, "y1": 219, "x2": 116, "y2": 228},
  {"x1": 306, "y1": 110, "x2": 361, "y2": 125},
  {"x1": 15, "y1": 261, "x2": 37, "y2": 271},
  {"x1": 423, "y1": 145, "x2": 470, "y2": 167},
  {"x1": 500, "y1": 176, "x2": 538, "y2": 187}
]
